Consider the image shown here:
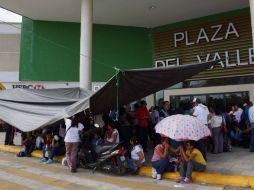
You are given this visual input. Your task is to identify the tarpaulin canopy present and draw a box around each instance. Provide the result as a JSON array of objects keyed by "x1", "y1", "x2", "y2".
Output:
[
  {"x1": 0, "y1": 88, "x2": 92, "y2": 132},
  {"x1": 0, "y1": 60, "x2": 217, "y2": 132},
  {"x1": 90, "y1": 60, "x2": 218, "y2": 114}
]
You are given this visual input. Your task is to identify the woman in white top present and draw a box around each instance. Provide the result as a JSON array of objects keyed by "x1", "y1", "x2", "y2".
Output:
[
  {"x1": 209, "y1": 108, "x2": 224, "y2": 154},
  {"x1": 127, "y1": 136, "x2": 145, "y2": 171},
  {"x1": 64, "y1": 116, "x2": 84, "y2": 172},
  {"x1": 104, "y1": 123, "x2": 119, "y2": 144}
]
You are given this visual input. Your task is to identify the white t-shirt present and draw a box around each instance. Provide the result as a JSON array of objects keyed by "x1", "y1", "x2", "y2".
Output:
[
  {"x1": 249, "y1": 106, "x2": 254, "y2": 124},
  {"x1": 210, "y1": 115, "x2": 223, "y2": 128},
  {"x1": 233, "y1": 108, "x2": 243, "y2": 123},
  {"x1": 131, "y1": 145, "x2": 145, "y2": 163},
  {"x1": 193, "y1": 104, "x2": 209, "y2": 125},
  {"x1": 106, "y1": 129, "x2": 120, "y2": 144},
  {"x1": 64, "y1": 119, "x2": 84, "y2": 143}
]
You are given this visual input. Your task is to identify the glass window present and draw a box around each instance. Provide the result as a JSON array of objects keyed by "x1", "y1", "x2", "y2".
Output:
[
  {"x1": 207, "y1": 94, "x2": 224, "y2": 109},
  {"x1": 170, "y1": 92, "x2": 249, "y2": 113},
  {"x1": 192, "y1": 95, "x2": 206, "y2": 105},
  {"x1": 225, "y1": 93, "x2": 244, "y2": 111},
  {"x1": 169, "y1": 76, "x2": 254, "y2": 90}
]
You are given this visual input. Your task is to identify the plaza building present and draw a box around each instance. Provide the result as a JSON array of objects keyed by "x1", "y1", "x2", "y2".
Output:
[{"x1": 0, "y1": 0, "x2": 253, "y2": 110}]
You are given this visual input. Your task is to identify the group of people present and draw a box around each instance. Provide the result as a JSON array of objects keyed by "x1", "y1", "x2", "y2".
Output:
[
  {"x1": 3, "y1": 97, "x2": 254, "y2": 184},
  {"x1": 207, "y1": 101, "x2": 254, "y2": 154}
]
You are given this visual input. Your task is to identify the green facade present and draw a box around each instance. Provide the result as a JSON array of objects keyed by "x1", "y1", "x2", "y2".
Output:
[
  {"x1": 20, "y1": 18, "x2": 153, "y2": 82},
  {"x1": 20, "y1": 8, "x2": 250, "y2": 82}
]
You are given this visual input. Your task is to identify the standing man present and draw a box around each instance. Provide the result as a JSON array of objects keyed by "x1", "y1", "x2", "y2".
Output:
[
  {"x1": 159, "y1": 101, "x2": 170, "y2": 120},
  {"x1": 248, "y1": 102, "x2": 254, "y2": 152},
  {"x1": 135, "y1": 100, "x2": 150, "y2": 152},
  {"x1": 192, "y1": 98, "x2": 209, "y2": 160}
]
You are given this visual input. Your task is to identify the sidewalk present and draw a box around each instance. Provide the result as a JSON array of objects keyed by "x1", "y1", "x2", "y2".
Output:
[{"x1": 0, "y1": 143, "x2": 254, "y2": 188}]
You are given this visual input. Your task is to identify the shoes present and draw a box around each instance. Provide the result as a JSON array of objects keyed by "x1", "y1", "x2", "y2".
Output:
[
  {"x1": 152, "y1": 167, "x2": 157, "y2": 179},
  {"x1": 40, "y1": 157, "x2": 47, "y2": 163},
  {"x1": 61, "y1": 157, "x2": 68, "y2": 166},
  {"x1": 176, "y1": 177, "x2": 184, "y2": 183},
  {"x1": 180, "y1": 178, "x2": 192, "y2": 184},
  {"x1": 46, "y1": 159, "x2": 53, "y2": 164},
  {"x1": 156, "y1": 174, "x2": 162, "y2": 180}
]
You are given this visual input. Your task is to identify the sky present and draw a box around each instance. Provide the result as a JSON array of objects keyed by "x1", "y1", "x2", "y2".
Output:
[{"x1": 0, "y1": 8, "x2": 22, "y2": 23}]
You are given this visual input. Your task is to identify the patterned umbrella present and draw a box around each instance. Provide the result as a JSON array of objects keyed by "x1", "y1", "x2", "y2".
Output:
[{"x1": 155, "y1": 114, "x2": 211, "y2": 141}]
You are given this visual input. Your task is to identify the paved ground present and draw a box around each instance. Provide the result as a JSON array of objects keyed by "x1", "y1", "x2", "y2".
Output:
[
  {"x1": 0, "y1": 151, "x2": 249, "y2": 190},
  {"x1": 1, "y1": 132, "x2": 254, "y2": 176}
]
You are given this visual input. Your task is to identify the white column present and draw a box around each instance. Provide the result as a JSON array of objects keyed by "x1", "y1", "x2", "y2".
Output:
[
  {"x1": 250, "y1": 0, "x2": 254, "y2": 49},
  {"x1": 80, "y1": 0, "x2": 93, "y2": 90}
]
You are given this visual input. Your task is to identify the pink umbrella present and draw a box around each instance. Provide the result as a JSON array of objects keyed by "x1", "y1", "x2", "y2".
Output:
[{"x1": 155, "y1": 114, "x2": 211, "y2": 141}]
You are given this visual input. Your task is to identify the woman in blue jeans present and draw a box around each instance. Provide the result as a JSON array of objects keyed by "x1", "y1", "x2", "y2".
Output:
[
  {"x1": 127, "y1": 136, "x2": 145, "y2": 172},
  {"x1": 151, "y1": 137, "x2": 178, "y2": 180}
]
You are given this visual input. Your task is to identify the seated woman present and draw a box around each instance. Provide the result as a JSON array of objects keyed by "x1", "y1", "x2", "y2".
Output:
[
  {"x1": 178, "y1": 141, "x2": 206, "y2": 184},
  {"x1": 127, "y1": 136, "x2": 145, "y2": 172},
  {"x1": 40, "y1": 131, "x2": 64, "y2": 164},
  {"x1": 151, "y1": 137, "x2": 178, "y2": 180},
  {"x1": 104, "y1": 123, "x2": 120, "y2": 144},
  {"x1": 18, "y1": 132, "x2": 35, "y2": 157},
  {"x1": 40, "y1": 131, "x2": 53, "y2": 163}
]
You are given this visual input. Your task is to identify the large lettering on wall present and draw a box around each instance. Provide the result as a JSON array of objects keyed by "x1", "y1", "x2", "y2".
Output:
[{"x1": 152, "y1": 11, "x2": 254, "y2": 80}]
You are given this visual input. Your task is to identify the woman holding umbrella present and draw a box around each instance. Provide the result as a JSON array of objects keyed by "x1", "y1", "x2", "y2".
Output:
[
  {"x1": 177, "y1": 141, "x2": 206, "y2": 184},
  {"x1": 154, "y1": 114, "x2": 210, "y2": 182}
]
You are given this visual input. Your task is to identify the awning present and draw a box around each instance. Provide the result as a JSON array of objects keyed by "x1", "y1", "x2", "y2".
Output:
[
  {"x1": 0, "y1": 88, "x2": 91, "y2": 132},
  {"x1": 90, "y1": 60, "x2": 217, "y2": 114},
  {"x1": 0, "y1": 60, "x2": 217, "y2": 132}
]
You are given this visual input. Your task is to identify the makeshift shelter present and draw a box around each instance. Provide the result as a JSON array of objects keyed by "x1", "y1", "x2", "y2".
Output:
[
  {"x1": 0, "y1": 60, "x2": 217, "y2": 132},
  {"x1": 0, "y1": 88, "x2": 91, "y2": 132},
  {"x1": 90, "y1": 60, "x2": 217, "y2": 114}
]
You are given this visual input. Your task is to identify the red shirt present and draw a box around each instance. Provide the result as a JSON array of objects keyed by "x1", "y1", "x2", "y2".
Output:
[
  {"x1": 43, "y1": 137, "x2": 52, "y2": 146},
  {"x1": 135, "y1": 107, "x2": 150, "y2": 128}
]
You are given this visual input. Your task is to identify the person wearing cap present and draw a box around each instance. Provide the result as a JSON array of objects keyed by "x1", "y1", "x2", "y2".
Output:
[
  {"x1": 192, "y1": 98, "x2": 209, "y2": 161},
  {"x1": 192, "y1": 98, "x2": 209, "y2": 126}
]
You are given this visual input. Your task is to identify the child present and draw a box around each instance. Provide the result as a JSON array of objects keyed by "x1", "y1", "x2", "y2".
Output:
[
  {"x1": 177, "y1": 141, "x2": 206, "y2": 183},
  {"x1": 127, "y1": 136, "x2": 145, "y2": 172},
  {"x1": 91, "y1": 132, "x2": 103, "y2": 150}
]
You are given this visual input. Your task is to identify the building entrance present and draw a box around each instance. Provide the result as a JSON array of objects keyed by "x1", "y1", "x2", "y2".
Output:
[{"x1": 170, "y1": 91, "x2": 249, "y2": 113}]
